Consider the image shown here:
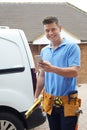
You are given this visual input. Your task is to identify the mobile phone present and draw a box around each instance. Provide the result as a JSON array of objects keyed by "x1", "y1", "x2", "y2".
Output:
[{"x1": 34, "y1": 55, "x2": 43, "y2": 63}]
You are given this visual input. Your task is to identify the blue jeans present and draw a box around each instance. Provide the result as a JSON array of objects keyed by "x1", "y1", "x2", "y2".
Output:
[{"x1": 47, "y1": 106, "x2": 78, "y2": 130}]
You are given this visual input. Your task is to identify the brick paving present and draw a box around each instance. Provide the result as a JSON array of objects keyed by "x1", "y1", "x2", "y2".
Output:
[{"x1": 30, "y1": 84, "x2": 87, "y2": 130}]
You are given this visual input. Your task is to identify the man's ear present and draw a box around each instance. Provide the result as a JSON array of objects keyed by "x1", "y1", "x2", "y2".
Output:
[{"x1": 59, "y1": 25, "x2": 62, "y2": 32}]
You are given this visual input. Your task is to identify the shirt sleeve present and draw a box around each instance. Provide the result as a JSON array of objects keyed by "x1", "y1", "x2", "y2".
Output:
[{"x1": 68, "y1": 44, "x2": 81, "y2": 67}]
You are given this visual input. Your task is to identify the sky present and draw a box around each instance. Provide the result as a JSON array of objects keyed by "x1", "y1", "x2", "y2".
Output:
[{"x1": 0, "y1": 0, "x2": 87, "y2": 12}]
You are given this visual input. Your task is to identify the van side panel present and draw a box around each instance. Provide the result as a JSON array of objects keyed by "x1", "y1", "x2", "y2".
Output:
[{"x1": 0, "y1": 29, "x2": 34, "y2": 112}]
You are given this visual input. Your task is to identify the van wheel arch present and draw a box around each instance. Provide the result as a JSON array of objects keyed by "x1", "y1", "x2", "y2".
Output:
[{"x1": 0, "y1": 106, "x2": 27, "y2": 129}]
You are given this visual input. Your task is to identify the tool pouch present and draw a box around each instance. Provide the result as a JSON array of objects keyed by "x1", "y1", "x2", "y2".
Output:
[
  {"x1": 42, "y1": 92, "x2": 54, "y2": 115},
  {"x1": 64, "y1": 98, "x2": 81, "y2": 117}
]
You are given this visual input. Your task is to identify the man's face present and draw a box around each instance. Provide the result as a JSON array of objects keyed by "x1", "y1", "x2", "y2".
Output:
[{"x1": 44, "y1": 22, "x2": 61, "y2": 43}]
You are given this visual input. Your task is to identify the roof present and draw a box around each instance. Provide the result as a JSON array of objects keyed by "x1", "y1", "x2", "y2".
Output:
[{"x1": 0, "y1": 2, "x2": 87, "y2": 42}]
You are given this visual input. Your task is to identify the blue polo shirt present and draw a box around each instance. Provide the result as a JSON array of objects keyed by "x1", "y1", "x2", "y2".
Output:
[{"x1": 40, "y1": 38, "x2": 80, "y2": 96}]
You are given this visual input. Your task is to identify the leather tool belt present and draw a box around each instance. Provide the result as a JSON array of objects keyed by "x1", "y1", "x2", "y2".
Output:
[{"x1": 42, "y1": 91, "x2": 81, "y2": 117}]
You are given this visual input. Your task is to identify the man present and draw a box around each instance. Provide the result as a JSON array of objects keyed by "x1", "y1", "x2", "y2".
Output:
[{"x1": 35, "y1": 16, "x2": 81, "y2": 130}]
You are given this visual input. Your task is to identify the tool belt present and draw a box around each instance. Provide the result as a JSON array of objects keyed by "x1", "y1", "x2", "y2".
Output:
[{"x1": 42, "y1": 91, "x2": 81, "y2": 117}]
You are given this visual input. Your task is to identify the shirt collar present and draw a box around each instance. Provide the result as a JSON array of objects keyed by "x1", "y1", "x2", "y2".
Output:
[{"x1": 48, "y1": 38, "x2": 67, "y2": 49}]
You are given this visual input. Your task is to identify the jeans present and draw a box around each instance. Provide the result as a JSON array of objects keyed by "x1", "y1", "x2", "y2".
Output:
[{"x1": 47, "y1": 106, "x2": 78, "y2": 130}]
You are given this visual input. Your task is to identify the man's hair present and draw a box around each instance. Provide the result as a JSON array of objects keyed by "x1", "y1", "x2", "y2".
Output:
[{"x1": 42, "y1": 16, "x2": 59, "y2": 25}]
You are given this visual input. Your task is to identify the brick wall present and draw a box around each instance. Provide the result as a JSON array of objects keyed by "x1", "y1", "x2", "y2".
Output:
[
  {"x1": 78, "y1": 44, "x2": 87, "y2": 83},
  {"x1": 30, "y1": 43, "x2": 87, "y2": 84}
]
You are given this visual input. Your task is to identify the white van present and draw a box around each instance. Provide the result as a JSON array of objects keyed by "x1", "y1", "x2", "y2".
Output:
[{"x1": 0, "y1": 27, "x2": 46, "y2": 130}]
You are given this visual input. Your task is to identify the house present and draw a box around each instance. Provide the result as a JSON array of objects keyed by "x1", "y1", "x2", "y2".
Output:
[{"x1": 0, "y1": 2, "x2": 87, "y2": 83}]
